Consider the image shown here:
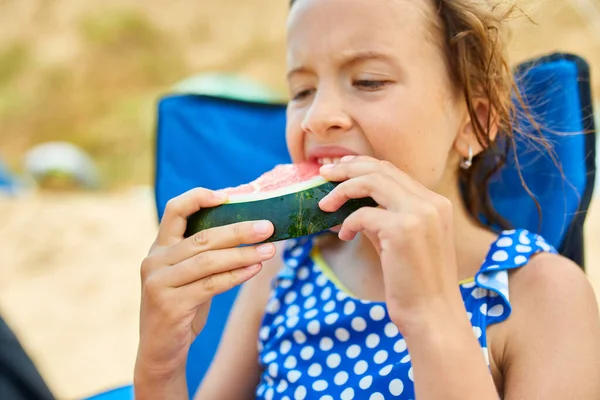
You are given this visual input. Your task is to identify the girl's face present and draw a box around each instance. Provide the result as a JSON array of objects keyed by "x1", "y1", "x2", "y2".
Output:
[{"x1": 285, "y1": 0, "x2": 470, "y2": 191}]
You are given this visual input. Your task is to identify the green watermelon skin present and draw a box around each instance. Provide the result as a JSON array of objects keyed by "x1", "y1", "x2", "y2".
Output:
[{"x1": 184, "y1": 181, "x2": 377, "y2": 243}]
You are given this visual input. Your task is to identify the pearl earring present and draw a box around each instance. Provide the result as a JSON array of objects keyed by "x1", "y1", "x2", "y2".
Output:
[{"x1": 460, "y1": 146, "x2": 473, "y2": 170}]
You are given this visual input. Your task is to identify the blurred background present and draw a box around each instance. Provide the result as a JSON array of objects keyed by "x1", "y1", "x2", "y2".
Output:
[{"x1": 0, "y1": 0, "x2": 599, "y2": 398}]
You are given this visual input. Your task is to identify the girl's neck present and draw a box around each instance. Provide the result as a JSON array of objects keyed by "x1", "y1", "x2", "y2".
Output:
[{"x1": 443, "y1": 176, "x2": 500, "y2": 281}]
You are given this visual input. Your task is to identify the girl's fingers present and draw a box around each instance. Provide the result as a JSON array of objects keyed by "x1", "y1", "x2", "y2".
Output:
[
  {"x1": 319, "y1": 173, "x2": 403, "y2": 212},
  {"x1": 320, "y1": 156, "x2": 428, "y2": 198},
  {"x1": 179, "y1": 263, "x2": 264, "y2": 307},
  {"x1": 337, "y1": 206, "x2": 392, "y2": 241},
  {"x1": 160, "y1": 242, "x2": 276, "y2": 288},
  {"x1": 319, "y1": 157, "x2": 381, "y2": 182},
  {"x1": 155, "y1": 188, "x2": 229, "y2": 247},
  {"x1": 163, "y1": 220, "x2": 274, "y2": 266},
  {"x1": 337, "y1": 207, "x2": 417, "y2": 253}
]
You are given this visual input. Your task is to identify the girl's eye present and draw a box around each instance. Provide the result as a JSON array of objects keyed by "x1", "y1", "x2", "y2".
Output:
[
  {"x1": 354, "y1": 80, "x2": 388, "y2": 90},
  {"x1": 292, "y1": 88, "x2": 314, "y2": 101}
]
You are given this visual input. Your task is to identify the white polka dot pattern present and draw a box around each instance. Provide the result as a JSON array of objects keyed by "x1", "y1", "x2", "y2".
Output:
[{"x1": 254, "y1": 230, "x2": 556, "y2": 399}]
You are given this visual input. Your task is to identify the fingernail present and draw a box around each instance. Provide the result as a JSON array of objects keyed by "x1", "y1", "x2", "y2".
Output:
[
  {"x1": 257, "y1": 243, "x2": 274, "y2": 256},
  {"x1": 341, "y1": 155, "x2": 356, "y2": 162},
  {"x1": 320, "y1": 164, "x2": 335, "y2": 172},
  {"x1": 253, "y1": 221, "x2": 271, "y2": 234},
  {"x1": 213, "y1": 191, "x2": 228, "y2": 200},
  {"x1": 245, "y1": 263, "x2": 262, "y2": 271}
]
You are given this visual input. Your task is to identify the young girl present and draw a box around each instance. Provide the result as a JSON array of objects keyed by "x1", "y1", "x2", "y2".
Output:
[{"x1": 134, "y1": 0, "x2": 600, "y2": 398}]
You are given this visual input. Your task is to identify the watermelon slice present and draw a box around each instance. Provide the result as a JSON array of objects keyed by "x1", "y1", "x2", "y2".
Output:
[{"x1": 184, "y1": 163, "x2": 378, "y2": 242}]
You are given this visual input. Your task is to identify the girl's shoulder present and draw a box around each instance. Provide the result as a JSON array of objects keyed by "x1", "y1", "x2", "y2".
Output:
[
  {"x1": 507, "y1": 250, "x2": 593, "y2": 317},
  {"x1": 477, "y1": 229, "x2": 590, "y2": 306},
  {"x1": 469, "y1": 229, "x2": 589, "y2": 323},
  {"x1": 493, "y1": 250, "x2": 600, "y2": 396}
]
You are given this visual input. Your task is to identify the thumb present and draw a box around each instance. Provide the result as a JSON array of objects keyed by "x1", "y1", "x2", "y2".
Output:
[{"x1": 191, "y1": 300, "x2": 211, "y2": 338}]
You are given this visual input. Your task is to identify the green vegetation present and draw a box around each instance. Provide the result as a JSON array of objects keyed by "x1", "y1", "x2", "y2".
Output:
[
  {"x1": 0, "y1": 41, "x2": 30, "y2": 86},
  {"x1": 0, "y1": 2, "x2": 292, "y2": 190},
  {"x1": 0, "y1": 8, "x2": 186, "y2": 189}
]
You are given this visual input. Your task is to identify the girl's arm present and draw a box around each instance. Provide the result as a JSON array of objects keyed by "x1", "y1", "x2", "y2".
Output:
[
  {"x1": 400, "y1": 294, "x2": 501, "y2": 399},
  {"x1": 403, "y1": 254, "x2": 600, "y2": 400},
  {"x1": 193, "y1": 243, "x2": 285, "y2": 400}
]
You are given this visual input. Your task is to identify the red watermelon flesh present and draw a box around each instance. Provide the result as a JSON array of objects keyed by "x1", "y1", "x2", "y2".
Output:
[
  {"x1": 219, "y1": 162, "x2": 325, "y2": 203},
  {"x1": 220, "y1": 183, "x2": 255, "y2": 196}
]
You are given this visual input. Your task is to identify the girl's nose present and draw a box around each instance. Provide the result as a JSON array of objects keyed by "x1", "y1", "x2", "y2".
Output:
[{"x1": 300, "y1": 90, "x2": 352, "y2": 137}]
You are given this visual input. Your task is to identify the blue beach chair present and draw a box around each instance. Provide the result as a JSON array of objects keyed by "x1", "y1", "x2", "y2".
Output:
[
  {"x1": 488, "y1": 53, "x2": 597, "y2": 267},
  {"x1": 85, "y1": 52, "x2": 596, "y2": 400}
]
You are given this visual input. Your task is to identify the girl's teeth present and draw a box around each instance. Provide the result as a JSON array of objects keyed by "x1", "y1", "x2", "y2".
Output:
[{"x1": 317, "y1": 157, "x2": 343, "y2": 165}]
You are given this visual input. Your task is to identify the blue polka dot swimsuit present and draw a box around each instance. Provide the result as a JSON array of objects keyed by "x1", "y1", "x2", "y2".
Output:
[{"x1": 255, "y1": 229, "x2": 556, "y2": 399}]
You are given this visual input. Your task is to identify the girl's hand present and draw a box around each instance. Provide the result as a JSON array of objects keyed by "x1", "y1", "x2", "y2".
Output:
[
  {"x1": 135, "y1": 188, "x2": 276, "y2": 382},
  {"x1": 318, "y1": 155, "x2": 464, "y2": 335}
]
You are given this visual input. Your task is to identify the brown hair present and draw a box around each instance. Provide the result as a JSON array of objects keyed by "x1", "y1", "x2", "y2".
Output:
[
  {"x1": 432, "y1": 0, "x2": 554, "y2": 230},
  {"x1": 290, "y1": 0, "x2": 554, "y2": 230}
]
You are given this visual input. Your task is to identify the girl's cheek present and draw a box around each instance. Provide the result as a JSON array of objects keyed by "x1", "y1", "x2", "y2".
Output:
[{"x1": 286, "y1": 129, "x2": 306, "y2": 162}]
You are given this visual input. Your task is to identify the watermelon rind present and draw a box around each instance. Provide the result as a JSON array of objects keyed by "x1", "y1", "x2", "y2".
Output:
[{"x1": 184, "y1": 180, "x2": 377, "y2": 243}]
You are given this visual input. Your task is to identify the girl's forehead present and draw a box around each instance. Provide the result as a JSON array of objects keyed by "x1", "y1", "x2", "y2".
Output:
[
  {"x1": 288, "y1": 0, "x2": 434, "y2": 31},
  {"x1": 287, "y1": 0, "x2": 435, "y2": 63}
]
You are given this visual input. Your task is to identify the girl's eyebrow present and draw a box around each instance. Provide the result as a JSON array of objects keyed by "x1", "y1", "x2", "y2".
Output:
[
  {"x1": 287, "y1": 50, "x2": 401, "y2": 80},
  {"x1": 287, "y1": 65, "x2": 311, "y2": 81},
  {"x1": 338, "y1": 50, "x2": 397, "y2": 67}
]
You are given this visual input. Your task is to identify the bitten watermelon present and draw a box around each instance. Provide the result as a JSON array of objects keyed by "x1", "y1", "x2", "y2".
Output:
[{"x1": 184, "y1": 163, "x2": 378, "y2": 242}]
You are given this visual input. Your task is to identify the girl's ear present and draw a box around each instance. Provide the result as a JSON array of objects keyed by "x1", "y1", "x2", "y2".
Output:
[{"x1": 454, "y1": 97, "x2": 499, "y2": 159}]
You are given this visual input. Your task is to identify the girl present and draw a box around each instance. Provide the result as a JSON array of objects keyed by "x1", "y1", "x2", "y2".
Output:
[{"x1": 134, "y1": 0, "x2": 600, "y2": 399}]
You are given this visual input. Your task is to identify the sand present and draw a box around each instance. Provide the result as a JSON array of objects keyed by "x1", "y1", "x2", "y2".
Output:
[{"x1": 0, "y1": 189, "x2": 155, "y2": 399}]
